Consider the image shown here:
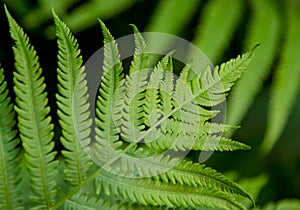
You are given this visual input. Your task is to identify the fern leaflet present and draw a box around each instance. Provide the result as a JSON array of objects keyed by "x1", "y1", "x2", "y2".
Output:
[
  {"x1": 227, "y1": 0, "x2": 281, "y2": 127},
  {"x1": 0, "y1": 68, "x2": 23, "y2": 209},
  {"x1": 262, "y1": 1, "x2": 300, "y2": 154},
  {"x1": 5, "y1": 7, "x2": 58, "y2": 209},
  {"x1": 53, "y1": 11, "x2": 93, "y2": 186}
]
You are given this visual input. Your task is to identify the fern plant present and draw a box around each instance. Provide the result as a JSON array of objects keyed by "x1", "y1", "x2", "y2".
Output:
[{"x1": 0, "y1": 5, "x2": 258, "y2": 209}]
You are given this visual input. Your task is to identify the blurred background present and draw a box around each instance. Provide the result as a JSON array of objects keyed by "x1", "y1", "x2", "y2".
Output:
[{"x1": 0, "y1": 0, "x2": 299, "y2": 208}]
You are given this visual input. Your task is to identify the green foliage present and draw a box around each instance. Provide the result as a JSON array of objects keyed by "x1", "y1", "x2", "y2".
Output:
[
  {"x1": 54, "y1": 11, "x2": 93, "y2": 186},
  {"x1": 3, "y1": 0, "x2": 136, "y2": 36},
  {"x1": 227, "y1": 0, "x2": 281, "y2": 129},
  {"x1": 0, "y1": 68, "x2": 23, "y2": 209},
  {"x1": 5, "y1": 6, "x2": 58, "y2": 209},
  {"x1": 261, "y1": 1, "x2": 300, "y2": 154},
  {"x1": 0, "y1": 5, "x2": 260, "y2": 209},
  {"x1": 191, "y1": 0, "x2": 244, "y2": 64}
]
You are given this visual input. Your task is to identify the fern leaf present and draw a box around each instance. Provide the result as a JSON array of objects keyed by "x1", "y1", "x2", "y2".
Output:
[
  {"x1": 94, "y1": 19, "x2": 124, "y2": 160},
  {"x1": 95, "y1": 151, "x2": 253, "y2": 205},
  {"x1": 5, "y1": 7, "x2": 58, "y2": 209},
  {"x1": 65, "y1": 193, "x2": 183, "y2": 210},
  {"x1": 191, "y1": 0, "x2": 244, "y2": 63},
  {"x1": 0, "y1": 68, "x2": 23, "y2": 209},
  {"x1": 121, "y1": 25, "x2": 148, "y2": 142},
  {"x1": 65, "y1": 193, "x2": 127, "y2": 210},
  {"x1": 261, "y1": 2, "x2": 300, "y2": 154},
  {"x1": 227, "y1": 0, "x2": 281, "y2": 127},
  {"x1": 53, "y1": 12, "x2": 93, "y2": 186},
  {"x1": 95, "y1": 171, "x2": 247, "y2": 210},
  {"x1": 191, "y1": 47, "x2": 256, "y2": 107},
  {"x1": 160, "y1": 160, "x2": 253, "y2": 204},
  {"x1": 146, "y1": 130, "x2": 250, "y2": 152}
]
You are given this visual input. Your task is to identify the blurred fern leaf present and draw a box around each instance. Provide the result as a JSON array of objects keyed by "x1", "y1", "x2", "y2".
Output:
[
  {"x1": 261, "y1": 1, "x2": 300, "y2": 154},
  {"x1": 227, "y1": 0, "x2": 281, "y2": 128}
]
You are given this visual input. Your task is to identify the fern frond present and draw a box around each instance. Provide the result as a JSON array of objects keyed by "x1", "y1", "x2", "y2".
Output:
[
  {"x1": 227, "y1": 0, "x2": 281, "y2": 127},
  {"x1": 53, "y1": 11, "x2": 93, "y2": 186},
  {"x1": 96, "y1": 151, "x2": 252, "y2": 205},
  {"x1": 95, "y1": 171, "x2": 247, "y2": 210},
  {"x1": 65, "y1": 193, "x2": 127, "y2": 210},
  {"x1": 191, "y1": 47, "x2": 256, "y2": 107},
  {"x1": 65, "y1": 193, "x2": 185, "y2": 210},
  {"x1": 146, "y1": 131, "x2": 250, "y2": 151},
  {"x1": 5, "y1": 7, "x2": 58, "y2": 209},
  {"x1": 160, "y1": 160, "x2": 253, "y2": 204},
  {"x1": 94, "y1": 19, "x2": 124, "y2": 160},
  {"x1": 261, "y1": 2, "x2": 300, "y2": 154},
  {"x1": 191, "y1": 0, "x2": 244, "y2": 63},
  {"x1": 121, "y1": 25, "x2": 148, "y2": 142},
  {"x1": 0, "y1": 68, "x2": 23, "y2": 209}
]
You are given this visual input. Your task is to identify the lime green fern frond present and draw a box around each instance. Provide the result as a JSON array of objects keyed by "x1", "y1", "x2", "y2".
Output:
[
  {"x1": 53, "y1": 12, "x2": 93, "y2": 186},
  {"x1": 190, "y1": 46, "x2": 257, "y2": 107},
  {"x1": 0, "y1": 68, "x2": 23, "y2": 209},
  {"x1": 93, "y1": 20, "x2": 124, "y2": 162},
  {"x1": 191, "y1": 0, "x2": 244, "y2": 63},
  {"x1": 121, "y1": 25, "x2": 148, "y2": 142},
  {"x1": 227, "y1": 0, "x2": 281, "y2": 127},
  {"x1": 261, "y1": 2, "x2": 300, "y2": 154},
  {"x1": 5, "y1": 7, "x2": 58, "y2": 209},
  {"x1": 95, "y1": 170, "x2": 247, "y2": 210}
]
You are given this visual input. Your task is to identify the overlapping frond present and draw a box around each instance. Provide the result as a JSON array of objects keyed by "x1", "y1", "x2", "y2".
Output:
[
  {"x1": 53, "y1": 11, "x2": 93, "y2": 186},
  {"x1": 93, "y1": 20, "x2": 124, "y2": 162},
  {"x1": 121, "y1": 25, "x2": 148, "y2": 142},
  {"x1": 191, "y1": 0, "x2": 244, "y2": 63},
  {"x1": 227, "y1": 0, "x2": 281, "y2": 127},
  {"x1": 0, "y1": 9, "x2": 256, "y2": 209},
  {"x1": 261, "y1": 1, "x2": 300, "y2": 154},
  {"x1": 95, "y1": 170, "x2": 247, "y2": 210},
  {"x1": 0, "y1": 68, "x2": 23, "y2": 209},
  {"x1": 89, "y1": 22, "x2": 254, "y2": 209},
  {"x1": 5, "y1": 7, "x2": 58, "y2": 209}
]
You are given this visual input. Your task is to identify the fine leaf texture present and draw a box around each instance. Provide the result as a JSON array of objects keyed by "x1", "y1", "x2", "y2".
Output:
[
  {"x1": 191, "y1": 0, "x2": 244, "y2": 63},
  {"x1": 53, "y1": 11, "x2": 93, "y2": 186},
  {"x1": 0, "y1": 10, "x2": 255, "y2": 209},
  {"x1": 5, "y1": 7, "x2": 58, "y2": 209},
  {"x1": 0, "y1": 68, "x2": 23, "y2": 210},
  {"x1": 227, "y1": 0, "x2": 281, "y2": 127},
  {"x1": 121, "y1": 24, "x2": 148, "y2": 142},
  {"x1": 261, "y1": 2, "x2": 300, "y2": 154},
  {"x1": 95, "y1": 170, "x2": 247, "y2": 210},
  {"x1": 93, "y1": 19, "x2": 124, "y2": 163},
  {"x1": 190, "y1": 46, "x2": 257, "y2": 108}
]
